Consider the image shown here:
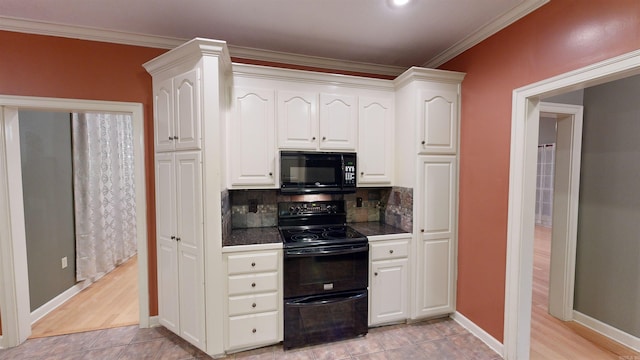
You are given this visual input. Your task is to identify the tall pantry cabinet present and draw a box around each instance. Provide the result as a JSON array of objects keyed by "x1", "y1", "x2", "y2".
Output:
[
  {"x1": 144, "y1": 38, "x2": 232, "y2": 356},
  {"x1": 394, "y1": 67, "x2": 465, "y2": 320}
]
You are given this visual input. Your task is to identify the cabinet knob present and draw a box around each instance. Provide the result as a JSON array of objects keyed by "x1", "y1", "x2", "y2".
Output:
[
  {"x1": 374, "y1": 272, "x2": 378, "y2": 276},
  {"x1": 421, "y1": 140, "x2": 426, "y2": 145},
  {"x1": 322, "y1": 136, "x2": 326, "y2": 141},
  {"x1": 174, "y1": 136, "x2": 179, "y2": 140},
  {"x1": 312, "y1": 136, "x2": 316, "y2": 141},
  {"x1": 251, "y1": 262, "x2": 256, "y2": 267},
  {"x1": 252, "y1": 328, "x2": 257, "y2": 334},
  {"x1": 168, "y1": 136, "x2": 173, "y2": 141},
  {"x1": 389, "y1": 249, "x2": 394, "y2": 254},
  {"x1": 252, "y1": 303, "x2": 257, "y2": 308},
  {"x1": 170, "y1": 236, "x2": 175, "y2": 240},
  {"x1": 251, "y1": 282, "x2": 256, "y2": 288},
  {"x1": 361, "y1": 172, "x2": 364, "y2": 175},
  {"x1": 421, "y1": 229, "x2": 425, "y2": 233},
  {"x1": 176, "y1": 237, "x2": 181, "y2": 241},
  {"x1": 268, "y1": 172, "x2": 273, "y2": 176}
]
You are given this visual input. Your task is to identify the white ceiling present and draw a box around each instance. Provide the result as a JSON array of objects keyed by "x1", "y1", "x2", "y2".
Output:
[{"x1": 0, "y1": 0, "x2": 547, "y2": 72}]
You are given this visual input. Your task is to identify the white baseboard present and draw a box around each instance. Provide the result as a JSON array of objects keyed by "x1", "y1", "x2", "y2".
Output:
[
  {"x1": 30, "y1": 282, "x2": 88, "y2": 324},
  {"x1": 148, "y1": 316, "x2": 160, "y2": 328},
  {"x1": 0, "y1": 335, "x2": 4, "y2": 349},
  {"x1": 573, "y1": 311, "x2": 640, "y2": 352},
  {"x1": 451, "y1": 311, "x2": 504, "y2": 357}
]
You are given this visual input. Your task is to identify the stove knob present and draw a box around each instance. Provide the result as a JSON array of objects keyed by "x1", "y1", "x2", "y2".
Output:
[
  {"x1": 289, "y1": 206, "x2": 295, "y2": 213},
  {"x1": 295, "y1": 206, "x2": 301, "y2": 213},
  {"x1": 325, "y1": 205, "x2": 333, "y2": 213}
]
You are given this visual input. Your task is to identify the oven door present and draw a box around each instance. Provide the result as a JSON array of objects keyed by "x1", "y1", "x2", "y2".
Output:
[
  {"x1": 283, "y1": 243, "x2": 368, "y2": 298},
  {"x1": 283, "y1": 289, "x2": 368, "y2": 349}
]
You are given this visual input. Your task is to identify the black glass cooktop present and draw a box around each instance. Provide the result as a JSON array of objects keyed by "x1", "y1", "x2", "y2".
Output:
[{"x1": 279, "y1": 224, "x2": 367, "y2": 248}]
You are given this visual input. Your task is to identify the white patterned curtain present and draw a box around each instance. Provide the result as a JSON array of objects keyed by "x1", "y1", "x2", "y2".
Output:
[{"x1": 72, "y1": 113, "x2": 137, "y2": 282}]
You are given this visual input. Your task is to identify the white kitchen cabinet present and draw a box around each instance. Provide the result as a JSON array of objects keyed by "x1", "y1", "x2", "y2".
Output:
[
  {"x1": 153, "y1": 69, "x2": 201, "y2": 152},
  {"x1": 369, "y1": 238, "x2": 410, "y2": 326},
  {"x1": 229, "y1": 87, "x2": 277, "y2": 188},
  {"x1": 358, "y1": 96, "x2": 394, "y2": 186},
  {"x1": 413, "y1": 155, "x2": 457, "y2": 318},
  {"x1": 418, "y1": 88, "x2": 458, "y2": 155},
  {"x1": 319, "y1": 93, "x2": 358, "y2": 150},
  {"x1": 224, "y1": 248, "x2": 283, "y2": 352},
  {"x1": 276, "y1": 91, "x2": 357, "y2": 151},
  {"x1": 277, "y1": 90, "x2": 318, "y2": 150},
  {"x1": 155, "y1": 151, "x2": 206, "y2": 350}
]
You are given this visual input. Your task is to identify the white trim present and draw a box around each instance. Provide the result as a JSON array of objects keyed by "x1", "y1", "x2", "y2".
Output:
[
  {"x1": 573, "y1": 311, "x2": 640, "y2": 352},
  {"x1": 148, "y1": 315, "x2": 161, "y2": 328},
  {"x1": 0, "y1": 95, "x2": 150, "y2": 348},
  {"x1": 0, "y1": 16, "x2": 404, "y2": 77},
  {"x1": 541, "y1": 102, "x2": 583, "y2": 322},
  {"x1": 423, "y1": 0, "x2": 549, "y2": 68},
  {"x1": 30, "y1": 283, "x2": 87, "y2": 324},
  {"x1": 451, "y1": 312, "x2": 504, "y2": 357},
  {"x1": 504, "y1": 49, "x2": 640, "y2": 360}
]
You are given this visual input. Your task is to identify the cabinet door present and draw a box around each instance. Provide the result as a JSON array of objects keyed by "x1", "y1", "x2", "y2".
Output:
[
  {"x1": 174, "y1": 69, "x2": 201, "y2": 151},
  {"x1": 230, "y1": 87, "x2": 276, "y2": 187},
  {"x1": 154, "y1": 78, "x2": 174, "y2": 152},
  {"x1": 175, "y1": 152, "x2": 206, "y2": 350},
  {"x1": 319, "y1": 93, "x2": 357, "y2": 150},
  {"x1": 418, "y1": 89, "x2": 458, "y2": 154},
  {"x1": 155, "y1": 153, "x2": 179, "y2": 333},
  {"x1": 277, "y1": 90, "x2": 318, "y2": 149},
  {"x1": 370, "y1": 258, "x2": 408, "y2": 326},
  {"x1": 414, "y1": 156, "x2": 457, "y2": 318},
  {"x1": 358, "y1": 96, "x2": 393, "y2": 185}
]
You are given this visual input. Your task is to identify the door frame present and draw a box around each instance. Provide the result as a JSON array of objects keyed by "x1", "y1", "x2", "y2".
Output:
[
  {"x1": 0, "y1": 95, "x2": 149, "y2": 348},
  {"x1": 539, "y1": 102, "x2": 583, "y2": 322},
  {"x1": 503, "y1": 48, "x2": 640, "y2": 360}
]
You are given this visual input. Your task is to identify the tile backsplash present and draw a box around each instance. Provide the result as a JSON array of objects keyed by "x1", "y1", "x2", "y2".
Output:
[{"x1": 225, "y1": 186, "x2": 413, "y2": 233}]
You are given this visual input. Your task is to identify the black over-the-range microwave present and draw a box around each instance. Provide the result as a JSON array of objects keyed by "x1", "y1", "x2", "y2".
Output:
[{"x1": 280, "y1": 151, "x2": 356, "y2": 194}]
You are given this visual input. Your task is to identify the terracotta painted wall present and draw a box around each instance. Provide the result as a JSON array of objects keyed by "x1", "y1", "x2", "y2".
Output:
[
  {"x1": 0, "y1": 30, "x2": 167, "y2": 334},
  {"x1": 439, "y1": 0, "x2": 640, "y2": 341}
]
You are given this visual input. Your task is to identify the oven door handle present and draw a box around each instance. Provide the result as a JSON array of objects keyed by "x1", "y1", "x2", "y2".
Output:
[
  {"x1": 285, "y1": 291, "x2": 366, "y2": 306},
  {"x1": 284, "y1": 243, "x2": 368, "y2": 257}
]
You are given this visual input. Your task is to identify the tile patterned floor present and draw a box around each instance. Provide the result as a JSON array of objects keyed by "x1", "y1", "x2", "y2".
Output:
[{"x1": 0, "y1": 318, "x2": 501, "y2": 360}]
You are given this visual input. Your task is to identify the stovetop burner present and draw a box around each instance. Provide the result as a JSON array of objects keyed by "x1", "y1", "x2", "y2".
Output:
[{"x1": 277, "y1": 201, "x2": 368, "y2": 248}]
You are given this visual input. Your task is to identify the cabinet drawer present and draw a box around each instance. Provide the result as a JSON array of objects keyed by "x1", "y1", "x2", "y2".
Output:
[
  {"x1": 370, "y1": 240, "x2": 409, "y2": 260},
  {"x1": 227, "y1": 251, "x2": 279, "y2": 275},
  {"x1": 228, "y1": 272, "x2": 278, "y2": 295},
  {"x1": 228, "y1": 292, "x2": 279, "y2": 316},
  {"x1": 228, "y1": 311, "x2": 279, "y2": 350}
]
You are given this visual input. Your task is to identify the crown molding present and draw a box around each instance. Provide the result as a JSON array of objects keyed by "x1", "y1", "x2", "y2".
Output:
[
  {"x1": 0, "y1": 15, "x2": 405, "y2": 77},
  {"x1": 423, "y1": 0, "x2": 550, "y2": 68},
  {"x1": 0, "y1": 16, "x2": 184, "y2": 49},
  {"x1": 228, "y1": 45, "x2": 406, "y2": 77}
]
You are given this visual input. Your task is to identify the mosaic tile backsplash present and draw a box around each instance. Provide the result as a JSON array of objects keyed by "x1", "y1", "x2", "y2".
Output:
[{"x1": 225, "y1": 186, "x2": 413, "y2": 235}]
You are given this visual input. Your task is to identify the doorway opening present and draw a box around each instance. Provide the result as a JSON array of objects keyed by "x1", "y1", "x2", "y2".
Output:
[
  {"x1": 505, "y1": 49, "x2": 640, "y2": 359},
  {"x1": 0, "y1": 95, "x2": 149, "y2": 348}
]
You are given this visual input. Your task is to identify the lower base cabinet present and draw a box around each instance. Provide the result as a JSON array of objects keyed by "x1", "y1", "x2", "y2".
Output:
[
  {"x1": 223, "y1": 247, "x2": 283, "y2": 352},
  {"x1": 369, "y1": 237, "x2": 410, "y2": 326}
]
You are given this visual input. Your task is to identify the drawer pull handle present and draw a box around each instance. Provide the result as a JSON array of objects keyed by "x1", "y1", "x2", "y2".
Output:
[
  {"x1": 252, "y1": 303, "x2": 257, "y2": 308},
  {"x1": 389, "y1": 249, "x2": 394, "y2": 254},
  {"x1": 252, "y1": 328, "x2": 257, "y2": 333},
  {"x1": 251, "y1": 262, "x2": 256, "y2": 267},
  {"x1": 251, "y1": 282, "x2": 256, "y2": 288}
]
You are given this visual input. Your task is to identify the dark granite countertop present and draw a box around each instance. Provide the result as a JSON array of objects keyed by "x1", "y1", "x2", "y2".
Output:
[
  {"x1": 349, "y1": 222, "x2": 411, "y2": 237},
  {"x1": 225, "y1": 227, "x2": 282, "y2": 247}
]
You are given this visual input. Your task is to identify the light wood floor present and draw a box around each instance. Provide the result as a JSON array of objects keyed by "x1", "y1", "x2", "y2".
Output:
[
  {"x1": 30, "y1": 255, "x2": 139, "y2": 338},
  {"x1": 530, "y1": 226, "x2": 639, "y2": 359}
]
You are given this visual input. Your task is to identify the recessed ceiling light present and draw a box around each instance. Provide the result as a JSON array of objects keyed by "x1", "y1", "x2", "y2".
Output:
[{"x1": 391, "y1": 0, "x2": 411, "y2": 6}]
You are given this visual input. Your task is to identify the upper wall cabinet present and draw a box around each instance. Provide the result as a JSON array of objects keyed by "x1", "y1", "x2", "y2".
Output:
[
  {"x1": 358, "y1": 96, "x2": 394, "y2": 186},
  {"x1": 277, "y1": 91, "x2": 357, "y2": 151},
  {"x1": 418, "y1": 88, "x2": 458, "y2": 155},
  {"x1": 229, "y1": 87, "x2": 277, "y2": 188},
  {"x1": 277, "y1": 90, "x2": 318, "y2": 150},
  {"x1": 154, "y1": 69, "x2": 201, "y2": 152}
]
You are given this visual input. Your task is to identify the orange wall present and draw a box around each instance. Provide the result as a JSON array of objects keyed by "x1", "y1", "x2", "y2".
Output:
[
  {"x1": 0, "y1": 31, "x2": 167, "y2": 333},
  {"x1": 439, "y1": 0, "x2": 640, "y2": 341}
]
